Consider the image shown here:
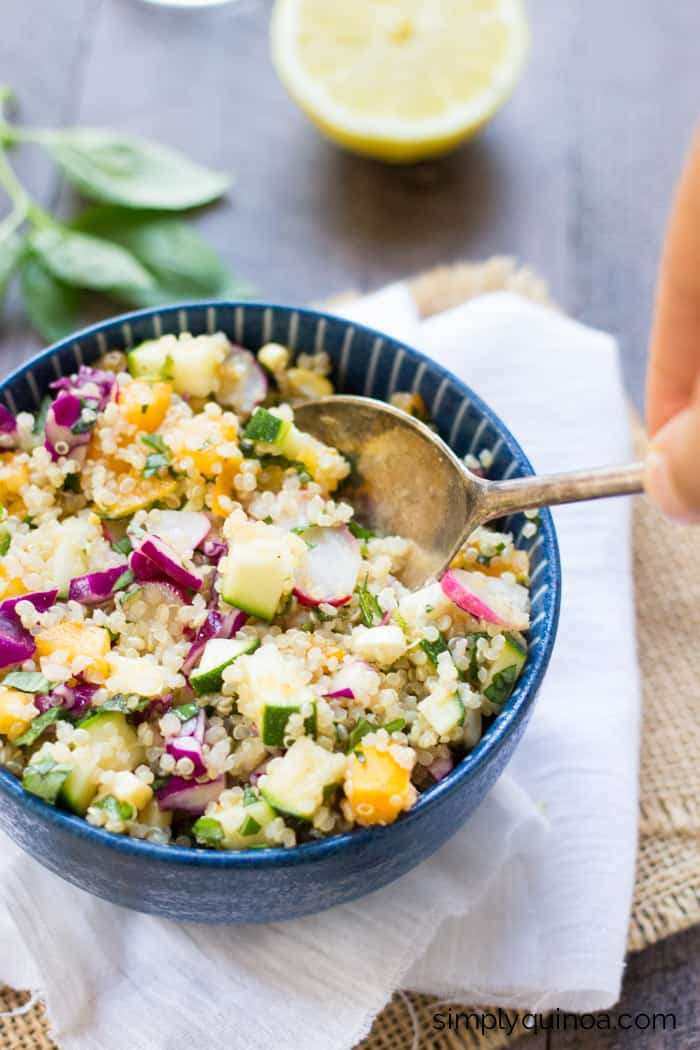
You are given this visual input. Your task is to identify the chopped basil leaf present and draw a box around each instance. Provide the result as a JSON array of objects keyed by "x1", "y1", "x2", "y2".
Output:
[
  {"x1": 32, "y1": 396, "x2": 52, "y2": 438},
  {"x1": 258, "y1": 454, "x2": 311, "y2": 482},
  {"x1": 143, "y1": 452, "x2": 170, "y2": 477},
  {"x1": 243, "y1": 785, "x2": 257, "y2": 806},
  {"x1": 22, "y1": 758, "x2": 73, "y2": 804},
  {"x1": 100, "y1": 693, "x2": 151, "y2": 713},
  {"x1": 382, "y1": 718, "x2": 406, "y2": 734},
  {"x1": 483, "y1": 663, "x2": 520, "y2": 705},
  {"x1": 347, "y1": 717, "x2": 375, "y2": 752},
  {"x1": 356, "y1": 578, "x2": 382, "y2": 627},
  {"x1": 160, "y1": 353, "x2": 175, "y2": 381},
  {"x1": 419, "y1": 633, "x2": 449, "y2": 668},
  {"x1": 140, "y1": 432, "x2": 168, "y2": 454},
  {"x1": 0, "y1": 525, "x2": 10, "y2": 556},
  {"x1": 112, "y1": 567, "x2": 135, "y2": 592},
  {"x1": 3, "y1": 671, "x2": 51, "y2": 694},
  {"x1": 111, "y1": 535, "x2": 133, "y2": 556},
  {"x1": 172, "y1": 702, "x2": 199, "y2": 722},
  {"x1": 348, "y1": 520, "x2": 375, "y2": 541},
  {"x1": 393, "y1": 609, "x2": 409, "y2": 633},
  {"x1": 14, "y1": 706, "x2": 72, "y2": 747},
  {"x1": 94, "y1": 794, "x2": 135, "y2": 822},
  {"x1": 192, "y1": 816, "x2": 224, "y2": 848}
]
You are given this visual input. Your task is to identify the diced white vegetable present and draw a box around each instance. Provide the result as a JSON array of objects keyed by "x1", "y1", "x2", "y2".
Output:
[
  {"x1": 349, "y1": 625, "x2": 407, "y2": 667},
  {"x1": 259, "y1": 737, "x2": 347, "y2": 820},
  {"x1": 105, "y1": 654, "x2": 170, "y2": 698}
]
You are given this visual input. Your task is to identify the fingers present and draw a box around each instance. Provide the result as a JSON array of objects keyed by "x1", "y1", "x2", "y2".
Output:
[
  {"x1": 645, "y1": 374, "x2": 700, "y2": 523},
  {"x1": 647, "y1": 126, "x2": 700, "y2": 435}
]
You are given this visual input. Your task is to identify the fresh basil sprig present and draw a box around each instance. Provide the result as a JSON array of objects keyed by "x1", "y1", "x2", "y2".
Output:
[{"x1": 0, "y1": 87, "x2": 251, "y2": 342}]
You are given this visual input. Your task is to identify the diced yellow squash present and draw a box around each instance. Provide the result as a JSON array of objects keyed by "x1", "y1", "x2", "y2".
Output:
[
  {"x1": 285, "y1": 367, "x2": 333, "y2": 400},
  {"x1": 0, "y1": 565, "x2": 27, "y2": 601},
  {"x1": 344, "y1": 743, "x2": 415, "y2": 826},
  {"x1": 211, "y1": 460, "x2": 241, "y2": 517},
  {"x1": 0, "y1": 687, "x2": 38, "y2": 741},
  {"x1": 95, "y1": 476, "x2": 178, "y2": 519},
  {"x1": 0, "y1": 454, "x2": 29, "y2": 516},
  {"x1": 35, "y1": 621, "x2": 111, "y2": 683},
  {"x1": 389, "y1": 391, "x2": 427, "y2": 419},
  {"x1": 187, "y1": 419, "x2": 239, "y2": 479},
  {"x1": 118, "y1": 380, "x2": 173, "y2": 433}
]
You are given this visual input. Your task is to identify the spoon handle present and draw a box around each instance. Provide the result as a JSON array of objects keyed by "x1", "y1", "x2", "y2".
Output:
[{"x1": 479, "y1": 461, "x2": 645, "y2": 522}]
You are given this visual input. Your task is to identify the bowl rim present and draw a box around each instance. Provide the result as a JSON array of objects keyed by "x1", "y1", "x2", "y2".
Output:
[{"x1": 0, "y1": 300, "x2": 561, "y2": 869}]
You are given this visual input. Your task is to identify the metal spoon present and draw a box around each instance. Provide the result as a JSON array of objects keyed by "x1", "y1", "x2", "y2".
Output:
[{"x1": 294, "y1": 395, "x2": 645, "y2": 589}]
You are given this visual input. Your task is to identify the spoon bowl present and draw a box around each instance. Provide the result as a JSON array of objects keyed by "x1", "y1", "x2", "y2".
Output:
[{"x1": 296, "y1": 394, "x2": 645, "y2": 589}]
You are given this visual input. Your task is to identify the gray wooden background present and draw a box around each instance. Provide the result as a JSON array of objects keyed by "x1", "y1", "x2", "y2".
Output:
[{"x1": 1, "y1": 1, "x2": 699, "y2": 1047}]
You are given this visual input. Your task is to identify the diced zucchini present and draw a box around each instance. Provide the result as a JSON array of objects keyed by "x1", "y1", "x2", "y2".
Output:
[
  {"x1": 418, "y1": 691, "x2": 464, "y2": 736},
  {"x1": 190, "y1": 636, "x2": 260, "y2": 695},
  {"x1": 59, "y1": 747, "x2": 103, "y2": 815},
  {"x1": 76, "y1": 711, "x2": 145, "y2": 770},
  {"x1": 51, "y1": 517, "x2": 91, "y2": 599},
  {"x1": 482, "y1": 637, "x2": 527, "y2": 705},
  {"x1": 259, "y1": 737, "x2": 347, "y2": 821},
  {"x1": 215, "y1": 798, "x2": 276, "y2": 849},
  {"x1": 244, "y1": 408, "x2": 290, "y2": 446},
  {"x1": 219, "y1": 541, "x2": 289, "y2": 621},
  {"x1": 261, "y1": 697, "x2": 317, "y2": 747},
  {"x1": 127, "y1": 334, "x2": 227, "y2": 399}
]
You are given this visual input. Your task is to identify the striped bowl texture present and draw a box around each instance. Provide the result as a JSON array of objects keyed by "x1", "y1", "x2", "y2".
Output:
[{"x1": 0, "y1": 302, "x2": 560, "y2": 924}]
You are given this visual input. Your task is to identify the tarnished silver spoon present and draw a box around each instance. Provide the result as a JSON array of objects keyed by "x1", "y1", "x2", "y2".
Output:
[{"x1": 295, "y1": 395, "x2": 644, "y2": 589}]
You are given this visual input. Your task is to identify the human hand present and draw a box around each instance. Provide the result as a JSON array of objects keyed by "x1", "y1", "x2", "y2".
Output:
[{"x1": 645, "y1": 127, "x2": 700, "y2": 523}]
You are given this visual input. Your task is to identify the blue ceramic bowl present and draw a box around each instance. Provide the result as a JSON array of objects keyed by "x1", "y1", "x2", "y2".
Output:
[{"x1": 0, "y1": 302, "x2": 560, "y2": 923}]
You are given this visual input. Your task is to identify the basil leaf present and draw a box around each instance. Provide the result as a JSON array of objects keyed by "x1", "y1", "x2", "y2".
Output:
[
  {"x1": 47, "y1": 130, "x2": 231, "y2": 211},
  {"x1": 173, "y1": 703, "x2": 199, "y2": 722},
  {"x1": 19, "y1": 252, "x2": 80, "y2": 343},
  {"x1": 111, "y1": 567, "x2": 135, "y2": 592},
  {"x1": 111, "y1": 535, "x2": 133, "y2": 556},
  {"x1": 29, "y1": 225, "x2": 153, "y2": 293},
  {"x1": 22, "y1": 757, "x2": 73, "y2": 804},
  {"x1": 74, "y1": 208, "x2": 251, "y2": 306},
  {"x1": 143, "y1": 452, "x2": 170, "y2": 477},
  {"x1": 99, "y1": 693, "x2": 151, "y2": 713},
  {"x1": 0, "y1": 524, "x2": 10, "y2": 556},
  {"x1": 348, "y1": 520, "x2": 375, "y2": 541},
  {"x1": 0, "y1": 233, "x2": 21, "y2": 305},
  {"x1": 3, "y1": 671, "x2": 51, "y2": 693},
  {"x1": 382, "y1": 718, "x2": 406, "y2": 734},
  {"x1": 347, "y1": 717, "x2": 374, "y2": 752},
  {"x1": 14, "y1": 706, "x2": 72, "y2": 748},
  {"x1": 356, "y1": 579, "x2": 382, "y2": 627},
  {"x1": 242, "y1": 785, "x2": 257, "y2": 806},
  {"x1": 419, "y1": 633, "x2": 449, "y2": 669},
  {"x1": 140, "y1": 432, "x2": 168, "y2": 454},
  {"x1": 32, "y1": 395, "x2": 52, "y2": 438},
  {"x1": 192, "y1": 816, "x2": 224, "y2": 848},
  {"x1": 93, "y1": 794, "x2": 135, "y2": 822}
]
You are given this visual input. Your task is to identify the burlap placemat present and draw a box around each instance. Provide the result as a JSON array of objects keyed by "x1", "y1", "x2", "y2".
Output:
[{"x1": 1, "y1": 257, "x2": 698, "y2": 1050}]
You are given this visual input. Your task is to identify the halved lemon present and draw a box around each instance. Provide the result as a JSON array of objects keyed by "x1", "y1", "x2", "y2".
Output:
[{"x1": 270, "y1": 0, "x2": 529, "y2": 163}]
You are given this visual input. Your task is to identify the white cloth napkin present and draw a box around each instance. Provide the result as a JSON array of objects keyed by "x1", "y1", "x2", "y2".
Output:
[{"x1": 0, "y1": 290, "x2": 640, "y2": 1050}]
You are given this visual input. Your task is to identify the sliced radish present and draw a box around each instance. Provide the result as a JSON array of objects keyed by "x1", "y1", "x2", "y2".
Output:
[
  {"x1": 440, "y1": 569, "x2": 530, "y2": 631},
  {"x1": 0, "y1": 405, "x2": 18, "y2": 449},
  {"x1": 150, "y1": 510, "x2": 211, "y2": 554},
  {"x1": 293, "y1": 526, "x2": 361, "y2": 608},
  {"x1": 156, "y1": 775, "x2": 224, "y2": 815},
  {"x1": 219, "y1": 346, "x2": 268, "y2": 417},
  {"x1": 135, "y1": 535, "x2": 202, "y2": 592},
  {"x1": 323, "y1": 686, "x2": 354, "y2": 700}
]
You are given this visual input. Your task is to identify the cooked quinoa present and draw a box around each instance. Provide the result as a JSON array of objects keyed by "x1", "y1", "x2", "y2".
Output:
[{"x1": 0, "y1": 333, "x2": 533, "y2": 850}]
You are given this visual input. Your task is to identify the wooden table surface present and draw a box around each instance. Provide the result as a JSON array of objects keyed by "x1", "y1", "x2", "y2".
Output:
[{"x1": 1, "y1": 1, "x2": 699, "y2": 1047}]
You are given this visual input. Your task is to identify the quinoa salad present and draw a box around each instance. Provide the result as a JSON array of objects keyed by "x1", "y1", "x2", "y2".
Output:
[{"x1": 0, "y1": 333, "x2": 534, "y2": 851}]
